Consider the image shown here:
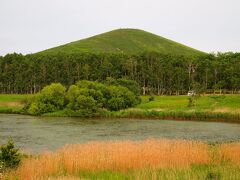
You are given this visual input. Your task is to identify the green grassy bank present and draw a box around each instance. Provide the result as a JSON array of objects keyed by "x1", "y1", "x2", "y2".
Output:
[
  {"x1": 106, "y1": 95, "x2": 240, "y2": 122},
  {"x1": 0, "y1": 94, "x2": 240, "y2": 122},
  {"x1": 0, "y1": 94, "x2": 30, "y2": 114},
  {"x1": 5, "y1": 164, "x2": 239, "y2": 180},
  {"x1": 32, "y1": 164, "x2": 240, "y2": 180}
]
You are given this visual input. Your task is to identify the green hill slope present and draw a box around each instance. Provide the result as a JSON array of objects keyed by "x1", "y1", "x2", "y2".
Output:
[{"x1": 39, "y1": 29, "x2": 205, "y2": 57}]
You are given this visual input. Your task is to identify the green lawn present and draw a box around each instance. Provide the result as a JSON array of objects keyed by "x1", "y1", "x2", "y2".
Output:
[
  {"x1": 6, "y1": 163, "x2": 240, "y2": 179},
  {"x1": 0, "y1": 94, "x2": 30, "y2": 113},
  {"x1": 0, "y1": 94, "x2": 30, "y2": 102},
  {"x1": 110, "y1": 95, "x2": 240, "y2": 122},
  {"x1": 138, "y1": 95, "x2": 240, "y2": 113},
  {"x1": 44, "y1": 164, "x2": 240, "y2": 180}
]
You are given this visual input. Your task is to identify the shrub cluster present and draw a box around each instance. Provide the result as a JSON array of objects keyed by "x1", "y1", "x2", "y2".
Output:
[
  {"x1": 0, "y1": 139, "x2": 21, "y2": 173},
  {"x1": 25, "y1": 83, "x2": 66, "y2": 115},
  {"x1": 25, "y1": 79, "x2": 141, "y2": 116}
]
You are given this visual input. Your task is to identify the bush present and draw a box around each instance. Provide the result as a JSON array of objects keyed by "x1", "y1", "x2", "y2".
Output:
[
  {"x1": 105, "y1": 77, "x2": 141, "y2": 95},
  {"x1": 26, "y1": 83, "x2": 66, "y2": 115},
  {"x1": 108, "y1": 97, "x2": 125, "y2": 111},
  {"x1": 79, "y1": 88, "x2": 104, "y2": 105},
  {"x1": 149, "y1": 96, "x2": 155, "y2": 101},
  {"x1": 188, "y1": 97, "x2": 195, "y2": 107},
  {"x1": 0, "y1": 139, "x2": 21, "y2": 171},
  {"x1": 75, "y1": 95, "x2": 97, "y2": 111},
  {"x1": 69, "y1": 80, "x2": 140, "y2": 112},
  {"x1": 26, "y1": 80, "x2": 141, "y2": 116},
  {"x1": 66, "y1": 85, "x2": 103, "y2": 113},
  {"x1": 106, "y1": 85, "x2": 138, "y2": 111}
]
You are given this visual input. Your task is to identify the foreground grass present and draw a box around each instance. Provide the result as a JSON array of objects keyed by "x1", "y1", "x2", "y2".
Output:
[
  {"x1": 4, "y1": 139, "x2": 240, "y2": 180},
  {"x1": 1, "y1": 94, "x2": 240, "y2": 122}
]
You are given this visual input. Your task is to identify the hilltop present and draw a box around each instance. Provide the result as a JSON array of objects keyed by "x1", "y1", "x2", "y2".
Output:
[{"x1": 38, "y1": 29, "x2": 205, "y2": 57}]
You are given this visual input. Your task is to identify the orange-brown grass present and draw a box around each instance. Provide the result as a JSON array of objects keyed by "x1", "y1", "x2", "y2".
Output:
[
  {"x1": 8, "y1": 139, "x2": 210, "y2": 180},
  {"x1": 0, "y1": 101, "x2": 22, "y2": 107},
  {"x1": 220, "y1": 142, "x2": 240, "y2": 165}
]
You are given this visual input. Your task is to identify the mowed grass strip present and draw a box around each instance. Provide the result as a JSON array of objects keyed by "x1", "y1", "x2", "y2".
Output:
[{"x1": 4, "y1": 140, "x2": 240, "y2": 180}]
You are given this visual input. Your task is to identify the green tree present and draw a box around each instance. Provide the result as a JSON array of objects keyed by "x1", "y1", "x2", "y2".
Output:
[
  {"x1": 26, "y1": 83, "x2": 66, "y2": 115},
  {"x1": 0, "y1": 139, "x2": 21, "y2": 170}
]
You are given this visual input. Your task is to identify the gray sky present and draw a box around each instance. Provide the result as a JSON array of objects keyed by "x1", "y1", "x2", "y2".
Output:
[{"x1": 0, "y1": 0, "x2": 240, "y2": 56}]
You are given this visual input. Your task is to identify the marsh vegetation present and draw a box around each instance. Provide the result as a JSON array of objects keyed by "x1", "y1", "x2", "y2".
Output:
[{"x1": 3, "y1": 139, "x2": 240, "y2": 179}]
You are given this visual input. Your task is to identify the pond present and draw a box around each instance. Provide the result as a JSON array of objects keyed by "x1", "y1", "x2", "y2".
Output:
[{"x1": 0, "y1": 114, "x2": 240, "y2": 153}]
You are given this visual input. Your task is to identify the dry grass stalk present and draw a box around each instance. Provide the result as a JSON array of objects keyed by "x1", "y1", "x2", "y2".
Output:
[
  {"x1": 9, "y1": 139, "x2": 210, "y2": 179},
  {"x1": 220, "y1": 142, "x2": 240, "y2": 165}
]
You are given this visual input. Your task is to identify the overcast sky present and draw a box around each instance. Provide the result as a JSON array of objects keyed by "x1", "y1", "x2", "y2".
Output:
[{"x1": 0, "y1": 0, "x2": 240, "y2": 56}]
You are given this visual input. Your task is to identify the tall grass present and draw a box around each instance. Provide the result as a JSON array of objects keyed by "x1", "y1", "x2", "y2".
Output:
[
  {"x1": 108, "y1": 109, "x2": 240, "y2": 123},
  {"x1": 7, "y1": 139, "x2": 209, "y2": 179},
  {"x1": 220, "y1": 142, "x2": 240, "y2": 165},
  {"x1": 5, "y1": 139, "x2": 240, "y2": 179}
]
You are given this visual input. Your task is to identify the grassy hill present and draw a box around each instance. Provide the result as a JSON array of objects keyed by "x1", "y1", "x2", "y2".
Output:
[{"x1": 39, "y1": 29, "x2": 205, "y2": 57}]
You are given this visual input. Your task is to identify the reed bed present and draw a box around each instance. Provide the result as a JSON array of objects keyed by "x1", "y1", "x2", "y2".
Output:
[
  {"x1": 109, "y1": 109, "x2": 240, "y2": 123},
  {"x1": 5, "y1": 139, "x2": 240, "y2": 180},
  {"x1": 7, "y1": 139, "x2": 208, "y2": 179},
  {"x1": 220, "y1": 142, "x2": 240, "y2": 165}
]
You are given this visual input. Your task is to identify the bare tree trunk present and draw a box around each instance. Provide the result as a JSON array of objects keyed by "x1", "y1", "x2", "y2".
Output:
[
  {"x1": 157, "y1": 79, "x2": 160, "y2": 95},
  {"x1": 143, "y1": 78, "x2": 146, "y2": 95}
]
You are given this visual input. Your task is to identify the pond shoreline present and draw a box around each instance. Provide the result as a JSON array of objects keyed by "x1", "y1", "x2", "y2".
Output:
[
  {"x1": 1, "y1": 94, "x2": 240, "y2": 124},
  {"x1": 1, "y1": 109, "x2": 240, "y2": 124}
]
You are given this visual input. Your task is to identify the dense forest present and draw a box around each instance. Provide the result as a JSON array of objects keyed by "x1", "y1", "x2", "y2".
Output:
[{"x1": 0, "y1": 52, "x2": 239, "y2": 95}]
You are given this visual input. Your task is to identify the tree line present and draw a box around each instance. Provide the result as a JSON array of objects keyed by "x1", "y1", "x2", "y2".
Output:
[{"x1": 0, "y1": 52, "x2": 239, "y2": 95}]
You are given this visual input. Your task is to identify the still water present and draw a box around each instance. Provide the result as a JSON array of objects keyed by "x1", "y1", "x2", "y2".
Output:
[{"x1": 0, "y1": 114, "x2": 240, "y2": 153}]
